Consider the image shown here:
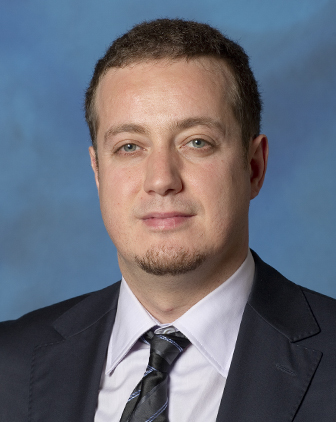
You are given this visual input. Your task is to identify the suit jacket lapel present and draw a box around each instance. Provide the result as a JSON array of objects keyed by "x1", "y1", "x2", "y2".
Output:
[
  {"x1": 216, "y1": 253, "x2": 322, "y2": 422},
  {"x1": 29, "y1": 282, "x2": 121, "y2": 422}
]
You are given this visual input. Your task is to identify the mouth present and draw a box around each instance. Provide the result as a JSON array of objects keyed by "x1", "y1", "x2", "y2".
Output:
[{"x1": 141, "y1": 212, "x2": 195, "y2": 230}]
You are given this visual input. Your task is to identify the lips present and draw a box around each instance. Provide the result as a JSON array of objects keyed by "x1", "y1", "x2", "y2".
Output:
[{"x1": 141, "y1": 212, "x2": 195, "y2": 230}]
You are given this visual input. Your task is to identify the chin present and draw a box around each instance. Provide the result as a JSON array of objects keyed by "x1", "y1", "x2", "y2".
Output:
[{"x1": 134, "y1": 245, "x2": 207, "y2": 276}]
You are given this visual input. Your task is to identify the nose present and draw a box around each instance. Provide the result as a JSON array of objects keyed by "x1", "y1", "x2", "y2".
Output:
[{"x1": 143, "y1": 148, "x2": 183, "y2": 196}]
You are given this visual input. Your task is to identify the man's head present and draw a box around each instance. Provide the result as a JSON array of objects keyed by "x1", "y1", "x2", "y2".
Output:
[
  {"x1": 85, "y1": 18, "x2": 262, "y2": 157},
  {"x1": 86, "y1": 19, "x2": 268, "y2": 289}
]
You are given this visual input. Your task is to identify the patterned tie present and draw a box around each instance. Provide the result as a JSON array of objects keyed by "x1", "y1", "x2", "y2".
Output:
[{"x1": 119, "y1": 329, "x2": 190, "y2": 422}]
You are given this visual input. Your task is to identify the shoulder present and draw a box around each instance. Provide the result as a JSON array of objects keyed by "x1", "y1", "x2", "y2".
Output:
[
  {"x1": 0, "y1": 282, "x2": 121, "y2": 354},
  {"x1": 0, "y1": 293, "x2": 89, "y2": 344},
  {"x1": 301, "y1": 285, "x2": 336, "y2": 311},
  {"x1": 0, "y1": 282, "x2": 120, "y2": 417},
  {"x1": 252, "y1": 249, "x2": 336, "y2": 308},
  {"x1": 0, "y1": 293, "x2": 89, "y2": 402},
  {"x1": 251, "y1": 250, "x2": 336, "y2": 329}
]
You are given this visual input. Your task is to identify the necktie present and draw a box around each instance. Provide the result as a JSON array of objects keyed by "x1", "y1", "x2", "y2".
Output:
[{"x1": 119, "y1": 329, "x2": 190, "y2": 422}]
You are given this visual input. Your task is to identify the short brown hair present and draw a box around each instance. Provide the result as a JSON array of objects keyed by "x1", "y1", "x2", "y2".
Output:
[{"x1": 85, "y1": 18, "x2": 262, "y2": 154}]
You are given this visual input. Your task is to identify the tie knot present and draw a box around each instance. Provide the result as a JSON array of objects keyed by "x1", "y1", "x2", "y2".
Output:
[{"x1": 143, "y1": 329, "x2": 190, "y2": 373}]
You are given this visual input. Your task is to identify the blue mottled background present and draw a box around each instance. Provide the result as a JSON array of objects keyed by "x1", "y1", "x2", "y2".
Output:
[{"x1": 1, "y1": 0, "x2": 336, "y2": 320}]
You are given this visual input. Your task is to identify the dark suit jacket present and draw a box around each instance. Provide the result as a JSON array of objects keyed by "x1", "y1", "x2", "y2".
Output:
[{"x1": 1, "y1": 252, "x2": 336, "y2": 421}]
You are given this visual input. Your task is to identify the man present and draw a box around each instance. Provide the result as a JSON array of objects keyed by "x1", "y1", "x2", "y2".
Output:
[{"x1": 1, "y1": 18, "x2": 336, "y2": 422}]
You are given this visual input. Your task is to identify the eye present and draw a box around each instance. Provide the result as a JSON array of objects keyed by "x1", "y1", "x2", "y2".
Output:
[
  {"x1": 189, "y1": 138, "x2": 208, "y2": 148},
  {"x1": 121, "y1": 143, "x2": 138, "y2": 152}
]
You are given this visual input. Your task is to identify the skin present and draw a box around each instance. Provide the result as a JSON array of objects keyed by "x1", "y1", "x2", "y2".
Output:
[{"x1": 89, "y1": 57, "x2": 268, "y2": 323}]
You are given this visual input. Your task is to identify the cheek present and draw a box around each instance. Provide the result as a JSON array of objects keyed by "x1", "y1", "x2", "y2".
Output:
[
  {"x1": 191, "y1": 160, "x2": 249, "y2": 222},
  {"x1": 98, "y1": 168, "x2": 139, "y2": 224},
  {"x1": 187, "y1": 160, "x2": 233, "y2": 202},
  {"x1": 101, "y1": 166, "x2": 139, "y2": 199}
]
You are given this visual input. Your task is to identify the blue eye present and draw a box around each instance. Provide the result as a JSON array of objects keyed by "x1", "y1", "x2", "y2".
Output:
[
  {"x1": 122, "y1": 143, "x2": 138, "y2": 152},
  {"x1": 191, "y1": 139, "x2": 207, "y2": 148}
]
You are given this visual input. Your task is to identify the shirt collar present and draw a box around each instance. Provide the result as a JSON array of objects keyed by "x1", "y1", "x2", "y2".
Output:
[
  {"x1": 106, "y1": 250, "x2": 255, "y2": 377},
  {"x1": 106, "y1": 279, "x2": 156, "y2": 375}
]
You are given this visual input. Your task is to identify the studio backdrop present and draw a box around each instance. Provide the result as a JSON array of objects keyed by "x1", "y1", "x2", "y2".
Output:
[{"x1": 1, "y1": 0, "x2": 335, "y2": 320}]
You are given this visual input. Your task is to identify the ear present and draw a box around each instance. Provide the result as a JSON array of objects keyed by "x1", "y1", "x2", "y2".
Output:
[
  {"x1": 89, "y1": 146, "x2": 99, "y2": 190},
  {"x1": 248, "y1": 134, "x2": 268, "y2": 200}
]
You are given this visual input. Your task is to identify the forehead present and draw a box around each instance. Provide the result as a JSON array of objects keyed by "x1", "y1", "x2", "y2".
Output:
[{"x1": 94, "y1": 57, "x2": 238, "y2": 137}]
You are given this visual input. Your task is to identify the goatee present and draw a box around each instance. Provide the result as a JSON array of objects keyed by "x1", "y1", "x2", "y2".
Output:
[{"x1": 135, "y1": 246, "x2": 206, "y2": 276}]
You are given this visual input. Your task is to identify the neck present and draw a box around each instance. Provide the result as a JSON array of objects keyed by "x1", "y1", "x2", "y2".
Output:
[{"x1": 119, "y1": 247, "x2": 248, "y2": 323}]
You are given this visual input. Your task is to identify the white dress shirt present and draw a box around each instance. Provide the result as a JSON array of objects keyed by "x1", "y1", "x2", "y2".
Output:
[{"x1": 95, "y1": 250, "x2": 255, "y2": 421}]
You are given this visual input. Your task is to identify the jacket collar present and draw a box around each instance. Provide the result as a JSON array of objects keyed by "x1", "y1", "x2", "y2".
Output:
[
  {"x1": 248, "y1": 250, "x2": 320, "y2": 341},
  {"x1": 29, "y1": 282, "x2": 121, "y2": 422},
  {"x1": 216, "y1": 251, "x2": 321, "y2": 422},
  {"x1": 52, "y1": 281, "x2": 121, "y2": 339}
]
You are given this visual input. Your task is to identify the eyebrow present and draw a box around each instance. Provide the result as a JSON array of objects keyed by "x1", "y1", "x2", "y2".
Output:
[
  {"x1": 104, "y1": 117, "x2": 226, "y2": 144},
  {"x1": 171, "y1": 117, "x2": 226, "y2": 134},
  {"x1": 104, "y1": 123, "x2": 148, "y2": 143}
]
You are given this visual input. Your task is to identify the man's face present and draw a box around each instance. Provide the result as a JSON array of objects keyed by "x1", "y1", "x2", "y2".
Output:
[{"x1": 90, "y1": 58, "x2": 266, "y2": 280}]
